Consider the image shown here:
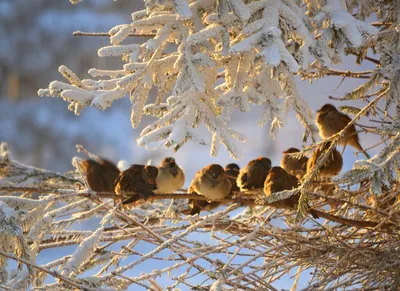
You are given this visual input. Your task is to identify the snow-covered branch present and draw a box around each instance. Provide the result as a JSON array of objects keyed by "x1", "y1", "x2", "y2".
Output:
[{"x1": 39, "y1": 0, "x2": 382, "y2": 158}]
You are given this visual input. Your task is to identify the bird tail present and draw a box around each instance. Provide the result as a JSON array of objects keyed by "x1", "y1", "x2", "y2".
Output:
[{"x1": 353, "y1": 139, "x2": 370, "y2": 159}]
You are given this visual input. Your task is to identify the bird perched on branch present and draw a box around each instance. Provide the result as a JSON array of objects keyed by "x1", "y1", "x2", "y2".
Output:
[
  {"x1": 264, "y1": 167, "x2": 319, "y2": 218},
  {"x1": 280, "y1": 148, "x2": 308, "y2": 179},
  {"x1": 307, "y1": 142, "x2": 343, "y2": 210},
  {"x1": 155, "y1": 157, "x2": 185, "y2": 194},
  {"x1": 114, "y1": 165, "x2": 158, "y2": 206},
  {"x1": 225, "y1": 163, "x2": 240, "y2": 193},
  {"x1": 316, "y1": 103, "x2": 370, "y2": 158},
  {"x1": 182, "y1": 164, "x2": 231, "y2": 215},
  {"x1": 307, "y1": 141, "x2": 343, "y2": 178},
  {"x1": 237, "y1": 157, "x2": 271, "y2": 191},
  {"x1": 264, "y1": 167, "x2": 300, "y2": 210},
  {"x1": 76, "y1": 158, "x2": 120, "y2": 193}
]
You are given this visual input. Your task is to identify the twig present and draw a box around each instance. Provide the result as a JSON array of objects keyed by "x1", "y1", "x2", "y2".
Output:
[
  {"x1": 73, "y1": 31, "x2": 156, "y2": 37},
  {"x1": 371, "y1": 22, "x2": 392, "y2": 27},
  {"x1": 370, "y1": 119, "x2": 392, "y2": 124},
  {"x1": 302, "y1": 69, "x2": 373, "y2": 80},
  {"x1": 334, "y1": 76, "x2": 346, "y2": 91},
  {"x1": 347, "y1": 52, "x2": 381, "y2": 65}
]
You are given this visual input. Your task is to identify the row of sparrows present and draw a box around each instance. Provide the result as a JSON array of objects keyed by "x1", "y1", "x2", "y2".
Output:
[{"x1": 75, "y1": 103, "x2": 369, "y2": 214}]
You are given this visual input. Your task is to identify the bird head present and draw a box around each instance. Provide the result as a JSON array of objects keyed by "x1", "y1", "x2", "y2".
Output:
[
  {"x1": 225, "y1": 163, "x2": 240, "y2": 172},
  {"x1": 255, "y1": 157, "x2": 272, "y2": 169},
  {"x1": 206, "y1": 164, "x2": 225, "y2": 180},
  {"x1": 282, "y1": 148, "x2": 300, "y2": 154},
  {"x1": 317, "y1": 103, "x2": 337, "y2": 113},
  {"x1": 268, "y1": 166, "x2": 287, "y2": 178},
  {"x1": 161, "y1": 157, "x2": 176, "y2": 167}
]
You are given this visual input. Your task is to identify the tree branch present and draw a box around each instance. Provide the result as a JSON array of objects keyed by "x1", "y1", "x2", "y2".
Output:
[
  {"x1": 73, "y1": 31, "x2": 156, "y2": 37},
  {"x1": 0, "y1": 250, "x2": 100, "y2": 290},
  {"x1": 1, "y1": 186, "x2": 396, "y2": 231}
]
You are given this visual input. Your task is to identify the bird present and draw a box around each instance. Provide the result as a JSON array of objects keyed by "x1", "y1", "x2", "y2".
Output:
[
  {"x1": 182, "y1": 164, "x2": 231, "y2": 215},
  {"x1": 76, "y1": 158, "x2": 120, "y2": 193},
  {"x1": 155, "y1": 157, "x2": 185, "y2": 194},
  {"x1": 225, "y1": 163, "x2": 240, "y2": 193},
  {"x1": 307, "y1": 141, "x2": 343, "y2": 178},
  {"x1": 114, "y1": 165, "x2": 158, "y2": 206},
  {"x1": 264, "y1": 167, "x2": 300, "y2": 210},
  {"x1": 264, "y1": 167, "x2": 319, "y2": 218},
  {"x1": 237, "y1": 157, "x2": 271, "y2": 191},
  {"x1": 280, "y1": 148, "x2": 308, "y2": 179},
  {"x1": 316, "y1": 103, "x2": 370, "y2": 159},
  {"x1": 307, "y1": 142, "x2": 343, "y2": 210}
]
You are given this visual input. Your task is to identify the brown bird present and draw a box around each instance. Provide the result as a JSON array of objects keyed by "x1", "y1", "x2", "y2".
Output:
[
  {"x1": 114, "y1": 165, "x2": 158, "y2": 206},
  {"x1": 307, "y1": 142, "x2": 343, "y2": 210},
  {"x1": 316, "y1": 103, "x2": 370, "y2": 158},
  {"x1": 183, "y1": 164, "x2": 231, "y2": 215},
  {"x1": 264, "y1": 167, "x2": 319, "y2": 218},
  {"x1": 225, "y1": 163, "x2": 240, "y2": 193},
  {"x1": 237, "y1": 157, "x2": 271, "y2": 191},
  {"x1": 155, "y1": 157, "x2": 185, "y2": 194},
  {"x1": 280, "y1": 148, "x2": 308, "y2": 179},
  {"x1": 264, "y1": 167, "x2": 300, "y2": 210},
  {"x1": 77, "y1": 158, "x2": 120, "y2": 193},
  {"x1": 307, "y1": 142, "x2": 343, "y2": 178}
]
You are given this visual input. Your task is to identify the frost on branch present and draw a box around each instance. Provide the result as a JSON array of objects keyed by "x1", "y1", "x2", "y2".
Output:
[
  {"x1": 335, "y1": 133, "x2": 400, "y2": 195},
  {"x1": 0, "y1": 201, "x2": 33, "y2": 278},
  {"x1": 0, "y1": 142, "x2": 80, "y2": 189},
  {"x1": 39, "y1": 0, "x2": 377, "y2": 157}
]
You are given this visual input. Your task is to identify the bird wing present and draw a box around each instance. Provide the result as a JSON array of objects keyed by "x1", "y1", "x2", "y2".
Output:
[
  {"x1": 80, "y1": 160, "x2": 110, "y2": 192},
  {"x1": 115, "y1": 165, "x2": 156, "y2": 195},
  {"x1": 252, "y1": 166, "x2": 269, "y2": 189},
  {"x1": 339, "y1": 112, "x2": 352, "y2": 124},
  {"x1": 238, "y1": 171, "x2": 249, "y2": 189},
  {"x1": 121, "y1": 182, "x2": 155, "y2": 204},
  {"x1": 98, "y1": 159, "x2": 120, "y2": 192}
]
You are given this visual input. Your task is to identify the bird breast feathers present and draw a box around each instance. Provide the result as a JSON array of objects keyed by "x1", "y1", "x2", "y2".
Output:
[
  {"x1": 194, "y1": 177, "x2": 231, "y2": 200},
  {"x1": 156, "y1": 167, "x2": 184, "y2": 193}
]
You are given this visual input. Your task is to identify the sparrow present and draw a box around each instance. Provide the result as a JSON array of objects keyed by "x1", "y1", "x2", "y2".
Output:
[
  {"x1": 237, "y1": 157, "x2": 271, "y2": 191},
  {"x1": 316, "y1": 103, "x2": 370, "y2": 159},
  {"x1": 307, "y1": 141, "x2": 343, "y2": 178},
  {"x1": 307, "y1": 142, "x2": 343, "y2": 210},
  {"x1": 280, "y1": 148, "x2": 308, "y2": 179},
  {"x1": 182, "y1": 164, "x2": 231, "y2": 215},
  {"x1": 225, "y1": 163, "x2": 240, "y2": 193},
  {"x1": 264, "y1": 167, "x2": 300, "y2": 210},
  {"x1": 114, "y1": 165, "x2": 158, "y2": 206},
  {"x1": 155, "y1": 157, "x2": 185, "y2": 194},
  {"x1": 264, "y1": 167, "x2": 320, "y2": 218},
  {"x1": 77, "y1": 158, "x2": 120, "y2": 193}
]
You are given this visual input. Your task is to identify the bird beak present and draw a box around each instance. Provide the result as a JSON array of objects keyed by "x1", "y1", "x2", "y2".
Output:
[{"x1": 282, "y1": 150, "x2": 288, "y2": 154}]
